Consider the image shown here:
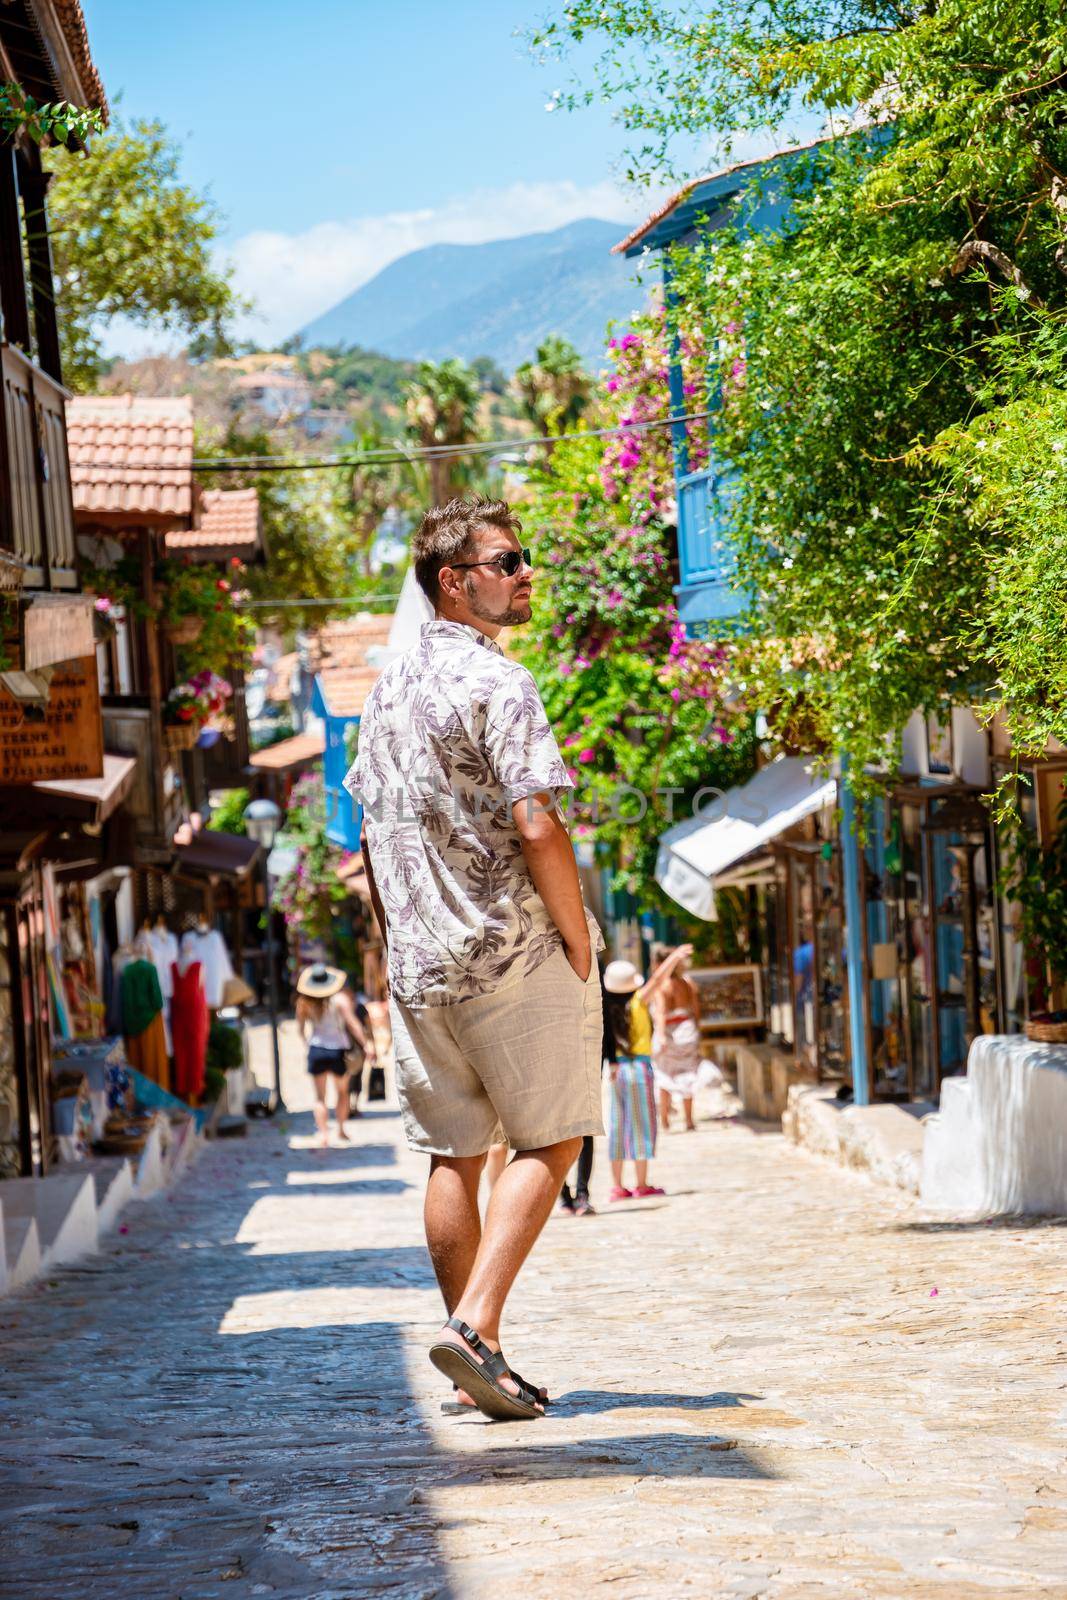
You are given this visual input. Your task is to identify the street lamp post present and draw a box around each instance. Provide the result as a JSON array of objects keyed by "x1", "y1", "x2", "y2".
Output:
[{"x1": 243, "y1": 797, "x2": 285, "y2": 1112}]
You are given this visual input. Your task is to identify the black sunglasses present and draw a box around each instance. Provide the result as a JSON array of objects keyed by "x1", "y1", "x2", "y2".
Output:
[{"x1": 449, "y1": 547, "x2": 532, "y2": 578}]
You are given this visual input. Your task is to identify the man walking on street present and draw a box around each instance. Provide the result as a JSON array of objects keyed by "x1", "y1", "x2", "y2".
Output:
[{"x1": 345, "y1": 497, "x2": 603, "y2": 1420}]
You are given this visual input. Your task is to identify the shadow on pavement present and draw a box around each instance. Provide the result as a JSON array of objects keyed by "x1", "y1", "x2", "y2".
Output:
[
  {"x1": 230, "y1": 1243, "x2": 438, "y2": 1291},
  {"x1": 437, "y1": 1431, "x2": 774, "y2": 1481},
  {"x1": 554, "y1": 1389, "x2": 763, "y2": 1414},
  {"x1": 892, "y1": 1214, "x2": 1067, "y2": 1233}
]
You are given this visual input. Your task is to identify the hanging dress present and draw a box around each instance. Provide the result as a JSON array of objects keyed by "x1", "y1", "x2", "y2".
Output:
[
  {"x1": 171, "y1": 958, "x2": 209, "y2": 1102},
  {"x1": 121, "y1": 957, "x2": 170, "y2": 1092}
]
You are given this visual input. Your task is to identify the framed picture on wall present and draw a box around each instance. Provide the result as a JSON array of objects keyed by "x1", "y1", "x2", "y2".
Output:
[{"x1": 688, "y1": 964, "x2": 764, "y2": 1029}]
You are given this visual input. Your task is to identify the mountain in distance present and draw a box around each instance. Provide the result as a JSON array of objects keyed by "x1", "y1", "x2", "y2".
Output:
[{"x1": 297, "y1": 218, "x2": 650, "y2": 371}]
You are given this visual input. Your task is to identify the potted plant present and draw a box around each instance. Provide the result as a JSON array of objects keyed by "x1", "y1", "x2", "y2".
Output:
[
  {"x1": 80, "y1": 553, "x2": 149, "y2": 639},
  {"x1": 154, "y1": 557, "x2": 216, "y2": 646},
  {"x1": 163, "y1": 680, "x2": 207, "y2": 750}
]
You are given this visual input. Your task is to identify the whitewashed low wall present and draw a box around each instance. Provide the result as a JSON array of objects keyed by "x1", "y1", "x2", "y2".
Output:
[{"x1": 922, "y1": 1035, "x2": 1067, "y2": 1217}]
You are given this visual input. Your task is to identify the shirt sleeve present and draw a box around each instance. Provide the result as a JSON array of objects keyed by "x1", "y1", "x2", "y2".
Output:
[{"x1": 482, "y1": 665, "x2": 574, "y2": 801}]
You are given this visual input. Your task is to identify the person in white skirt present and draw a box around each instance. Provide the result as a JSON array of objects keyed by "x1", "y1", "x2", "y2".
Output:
[{"x1": 650, "y1": 945, "x2": 705, "y2": 1132}]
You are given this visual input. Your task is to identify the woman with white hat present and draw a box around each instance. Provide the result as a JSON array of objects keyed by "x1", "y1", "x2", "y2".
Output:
[
  {"x1": 601, "y1": 944, "x2": 693, "y2": 1200},
  {"x1": 295, "y1": 964, "x2": 373, "y2": 1146}
]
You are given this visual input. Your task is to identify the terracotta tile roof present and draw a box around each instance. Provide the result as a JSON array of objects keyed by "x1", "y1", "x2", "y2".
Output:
[
  {"x1": 167, "y1": 488, "x2": 262, "y2": 560},
  {"x1": 315, "y1": 666, "x2": 380, "y2": 718},
  {"x1": 613, "y1": 137, "x2": 829, "y2": 255},
  {"x1": 248, "y1": 730, "x2": 325, "y2": 771},
  {"x1": 310, "y1": 613, "x2": 393, "y2": 672},
  {"x1": 67, "y1": 394, "x2": 195, "y2": 523},
  {"x1": 310, "y1": 612, "x2": 394, "y2": 717},
  {"x1": 54, "y1": 0, "x2": 108, "y2": 117}
]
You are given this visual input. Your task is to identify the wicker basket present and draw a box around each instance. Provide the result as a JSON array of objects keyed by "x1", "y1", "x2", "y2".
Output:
[
  {"x1": 1025, "y1": 1018, "x2": 1067, "y2": 1044},
  {"x1": 164, "y1": 615, "x2": 203, "y2": 645},
  {"x1": 164, "y1": 722, "x2": 199, "y2": 752}
]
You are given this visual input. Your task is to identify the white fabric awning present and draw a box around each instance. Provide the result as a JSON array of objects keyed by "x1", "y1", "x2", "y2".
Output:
[{"x1": 655, "y1": 757, "x2": 837, "y2": 921}]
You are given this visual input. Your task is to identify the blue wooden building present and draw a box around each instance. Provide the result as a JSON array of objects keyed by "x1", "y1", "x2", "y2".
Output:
[
  {"x1": 308, "y1": 615, "x2": 393, "y2": 852},
  {"x1": 615, "y1": 143, "x2": 1013, "y2": 1111},
  {"x1": 614, "y1": 143, "x2": 875, "y2": 1106}
]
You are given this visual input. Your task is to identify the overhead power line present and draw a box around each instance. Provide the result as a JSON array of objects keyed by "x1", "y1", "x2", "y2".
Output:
[
  {"x1": 190, "y1": 409, "x2": 712, "y2": 474},
  {"x1": 243, "y1": 593, "x2": 401, "y2": 609}
]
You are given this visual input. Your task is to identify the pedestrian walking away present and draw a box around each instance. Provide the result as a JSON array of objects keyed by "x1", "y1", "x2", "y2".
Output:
[
  {"x1": 558, "y1": 1135, "x2": 595, "y2": 1215},
  {"x1": 295, "y1": 964, "x2": 375, "y2": 1147},
  {"x1": 347, "y1": 496, "x2": 604, "y2": 1421},
  {"x1": 650, "y1": 944, "x2": 705, "y2": 1132},
  {"x1": 346, "y1": 988, "x2": 380, "y2": 1116}
]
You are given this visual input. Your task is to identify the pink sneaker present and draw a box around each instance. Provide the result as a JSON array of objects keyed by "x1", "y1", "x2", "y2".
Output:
[
  {"x1": 608, "y1": 1186, "x2": 633, "y2": 1202},
  {"x1": 632, "y1": 1184, "x2": 665, "y2": 1197}
]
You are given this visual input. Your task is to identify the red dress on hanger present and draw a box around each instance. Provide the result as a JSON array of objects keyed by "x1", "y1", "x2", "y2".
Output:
[{"x1": 171, "y1": 959, "x2": 209, "y2": 1101}]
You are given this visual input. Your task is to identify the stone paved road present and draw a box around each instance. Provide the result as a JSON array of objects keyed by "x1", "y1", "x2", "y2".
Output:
[{"x1": 1, "y1": 1019, "x2": 1066, "y2": 1599}]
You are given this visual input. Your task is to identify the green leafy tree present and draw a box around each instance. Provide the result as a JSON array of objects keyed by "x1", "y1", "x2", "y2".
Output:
[
  {"x1": 514, "y1": 335, "x2": 592, "y2": 438},
  {"x1": 45, "y1": 117, "x2": 242, "y2": 389},
  {"x1": 207, "y1": 788, "x2": 250, "y2": 835},
  {"x1": 196, "y1": 426, "x2": 358, "y2": 632},
  {"x1": 404, "y1": 358, "x2": 483, "y2": 505},
  {"x1": 539, "y1": 0, "x2": 1067, "y2": 770},
  {"x1": 336, "y1": 428, "x2": 408, "y2": 576}
]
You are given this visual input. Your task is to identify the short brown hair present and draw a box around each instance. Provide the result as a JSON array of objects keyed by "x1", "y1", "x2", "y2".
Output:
[{"x1": 412, "y1": 497, "x2": 523, "y2": 603}]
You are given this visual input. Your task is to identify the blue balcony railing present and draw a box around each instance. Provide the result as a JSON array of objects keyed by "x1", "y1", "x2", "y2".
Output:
[{"x1": 674, "y1": 465, "x2": 744, "y2": 626}]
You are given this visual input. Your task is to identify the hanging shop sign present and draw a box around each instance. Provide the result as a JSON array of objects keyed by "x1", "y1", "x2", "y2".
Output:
[{"x1": 0, "y1": 656, "x2": 104, "y2": 785}]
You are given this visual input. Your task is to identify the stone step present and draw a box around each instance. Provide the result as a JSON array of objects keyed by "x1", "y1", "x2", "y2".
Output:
[
  {"x1": 783, "y1": 1084, "x2": 932, "y2": 1194},
  {"x1": 0, "y1": 1173, "x2": 97, "y2": 1272},
  {"x1": 1, "y1": 1209, "x2": 40, "y2": 1291},
  {"x1": 84, "y1": 1156, "x2": 136, "y2": 1234}
]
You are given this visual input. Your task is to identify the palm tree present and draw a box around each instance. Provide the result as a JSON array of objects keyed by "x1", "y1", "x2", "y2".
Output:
[
  {"x1": 514, "y1": 335, "x2": 591, "y2": 442},
  {"x1": 404, "y1": 359, "x2": 482, "y2": 505},
  {"x1": 337, "y1": 428, "x2": 406, "y2": 576}
]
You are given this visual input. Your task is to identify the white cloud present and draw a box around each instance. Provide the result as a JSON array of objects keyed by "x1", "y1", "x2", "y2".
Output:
[{"x1": 221, "y1": 178, "x2": 646, "y2": 346}]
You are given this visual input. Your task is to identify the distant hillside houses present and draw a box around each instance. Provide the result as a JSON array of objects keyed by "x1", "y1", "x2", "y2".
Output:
[{"x1": 229, "y1": 361, "x2": 350, "y2": 443}]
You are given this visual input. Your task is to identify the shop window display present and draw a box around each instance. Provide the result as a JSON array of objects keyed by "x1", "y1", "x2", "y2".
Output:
[{"x1": 866, "y1": 788, "x2": 999, "y2": 1101}]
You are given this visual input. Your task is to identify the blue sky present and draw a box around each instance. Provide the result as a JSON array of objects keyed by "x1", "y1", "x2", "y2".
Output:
[{"x1": 80, "y1": 1, "x2": 793, "y2": 346}]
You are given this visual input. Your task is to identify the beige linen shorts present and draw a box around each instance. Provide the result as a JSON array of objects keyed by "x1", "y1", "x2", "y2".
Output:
[{"x1": 389, "y1": 946, "x2": 605, "y2": 1157}]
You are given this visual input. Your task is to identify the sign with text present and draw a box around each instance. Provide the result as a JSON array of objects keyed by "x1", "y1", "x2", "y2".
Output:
[{"x1": 0, "y1": 657, "x2": 104, "y2": 785}]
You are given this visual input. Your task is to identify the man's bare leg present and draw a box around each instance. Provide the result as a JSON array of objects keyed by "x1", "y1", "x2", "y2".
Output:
[
  {"x1": 424, "y1": 1152, "x2": 485, "y2": 1314},
  {"x1": 434, "y1": 1136, "x2": 581, "y2": 1402},
  {"x1": 483, "y1": 1141, "x2": 508, "y2": 1193}
]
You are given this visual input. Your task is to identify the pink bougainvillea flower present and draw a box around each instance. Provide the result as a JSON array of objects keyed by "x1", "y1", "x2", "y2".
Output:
[{"x1": 578, "y1": 748, "x2": 596, "y2": 763}]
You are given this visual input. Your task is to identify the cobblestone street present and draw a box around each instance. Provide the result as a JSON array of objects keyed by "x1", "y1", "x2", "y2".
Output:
[{"x1": 1, "y1": 1022, "x2": 1065, "y2": 1599}]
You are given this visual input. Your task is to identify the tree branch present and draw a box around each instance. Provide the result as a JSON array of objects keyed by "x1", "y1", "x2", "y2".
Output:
[
  {"x1": 1049, "y1": 176, "x2": 1067, "y2": 277},
  {"x1": 948, "y1": 238, "x2": 1044, "y2": 307}
]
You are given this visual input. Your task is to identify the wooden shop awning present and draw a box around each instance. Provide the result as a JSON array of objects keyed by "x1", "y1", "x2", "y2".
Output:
[
  {"x1": 249, "y1": 730, "x2": 325, "y2": 772},
  {"x1": 174, "y1": 830, "x2": 262, "y2": 881},
  {"x1": 33, "y1": 753, "x2": 137, "y2": 824},
  {"x1": 655, "y1": 757, "x2": 837, "y2": 922}
]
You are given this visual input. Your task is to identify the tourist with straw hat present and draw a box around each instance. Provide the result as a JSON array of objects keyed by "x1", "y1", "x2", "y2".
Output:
[{"x1": 295, "y1": 964, "x2": 373, "y2": 1147}]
